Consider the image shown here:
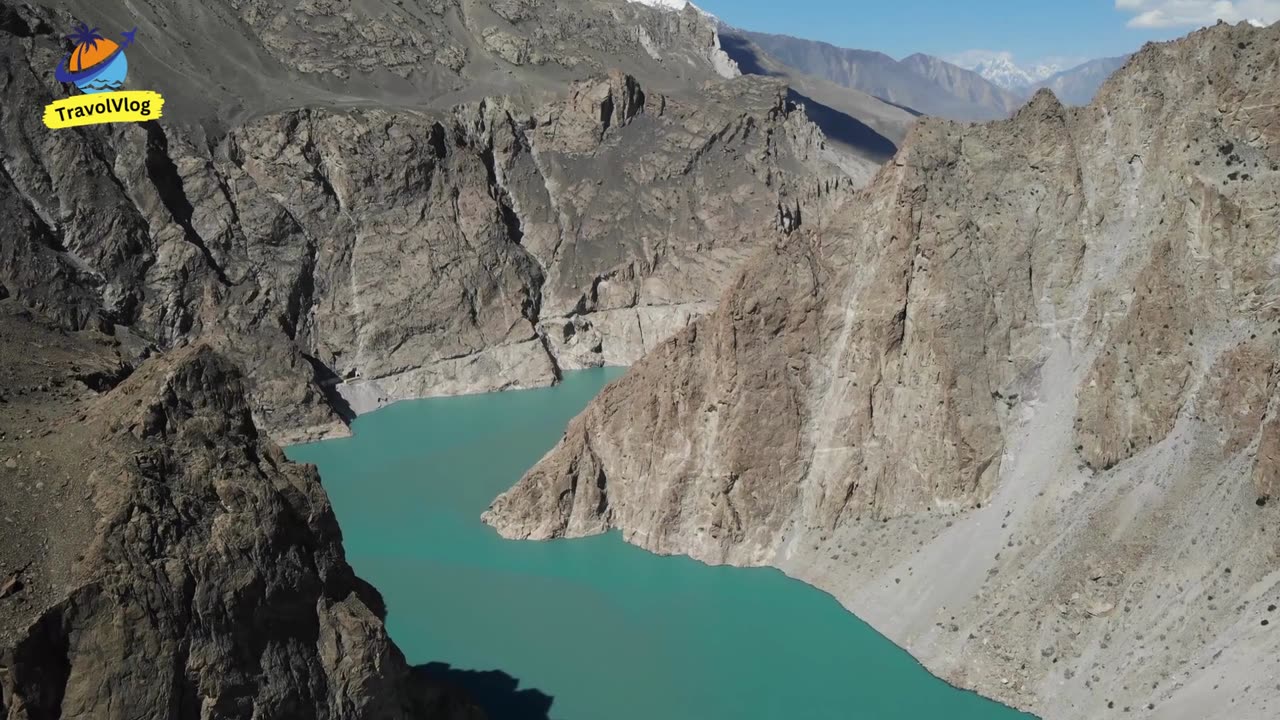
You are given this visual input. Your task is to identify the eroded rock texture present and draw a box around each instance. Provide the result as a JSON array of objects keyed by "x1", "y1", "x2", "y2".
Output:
[
  {"x1": 1, "y1": 0, "x2": 856, "y2": 441},
  {"x1": 487, "y1": 21, "x2": 1280, "y2": 719},
  {"x1": 0, "y1": 306, "x2": 482, "y2": 719},
  {"x1": 36, "y1": 0, "x2": 749, "y2": 129}
]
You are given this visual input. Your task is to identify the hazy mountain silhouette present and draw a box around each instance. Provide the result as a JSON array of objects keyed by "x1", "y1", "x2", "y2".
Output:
[{"x1": 727, "y1": 29, "x2": 1022, "y2": 121}]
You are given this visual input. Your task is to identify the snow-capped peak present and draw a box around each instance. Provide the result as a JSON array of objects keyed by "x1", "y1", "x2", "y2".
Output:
[
  {"x1": 623, "y1": 0, "x2": 738, "y2": 78},
  {"x1": 627, "y1": 0, "x2": 691, "y2": 9},
  {"x1": 951, "y1": 51, "x2": 1063, "y2": 91},
  {"x1": 624, "y1": 0, "x2": 718, "y2": 19}
]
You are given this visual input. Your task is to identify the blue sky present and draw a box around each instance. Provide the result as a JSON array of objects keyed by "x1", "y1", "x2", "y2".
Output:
[{"x1": 693, "y1": 0, "x2": 1280, "y2": 68}]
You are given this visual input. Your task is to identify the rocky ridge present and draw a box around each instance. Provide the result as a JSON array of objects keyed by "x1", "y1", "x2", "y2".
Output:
[{"x1": 486, "y1": 21, "x2": 1280, "y2": 719}]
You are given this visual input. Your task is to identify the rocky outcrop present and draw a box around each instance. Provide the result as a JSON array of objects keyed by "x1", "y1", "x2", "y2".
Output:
[
  {"x1": 487, "y1": 21, "x2": 1280, "y2": 719},
  {"x1": 0, "y1": 304, "x2": 481, "y2": 719}
]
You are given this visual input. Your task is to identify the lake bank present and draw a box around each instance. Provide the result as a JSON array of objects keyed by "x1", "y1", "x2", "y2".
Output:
[{"x1": 287, "y1": 369, "x2": 1035, "y2": 719}]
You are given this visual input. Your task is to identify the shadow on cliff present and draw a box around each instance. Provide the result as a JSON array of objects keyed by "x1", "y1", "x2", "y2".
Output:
[
  {"x1": 415, "y1": 662, "x2": 555, "y2": 720},
  {"x1": 785, "y1": 89, "x2": 899, "y2": 162},
  {"x1": 717, "y1": 32, "x2": 900, "y2": 163},
  {"x1": 717, "y1": 32, "x2": 780, "y2": 77}
]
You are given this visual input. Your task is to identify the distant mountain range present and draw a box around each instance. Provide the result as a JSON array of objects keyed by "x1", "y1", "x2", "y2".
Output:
[
  {"x1": 721, "y1": 29, "x2": 1131, "y2": 121},
  {"x1": 954, "y1": 52, "x2": 1132, "y2": 106},
  {"x1": 1029, "y1": 55, "x2": 1131, "y2": 105},
  {"x1": 726, "y1": 29, "x2": 1022, "y2": 121}
]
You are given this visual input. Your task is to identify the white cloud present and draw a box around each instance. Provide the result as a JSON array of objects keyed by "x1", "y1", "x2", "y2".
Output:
[{"x1": 1115, "y1": 0, "x2": 1280, "y2": 28}]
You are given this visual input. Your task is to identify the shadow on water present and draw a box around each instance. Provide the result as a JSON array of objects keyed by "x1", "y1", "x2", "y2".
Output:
[
  {"x1": 785, "y1": 89, "x2": 899, "y2": 162},
  {"x1": 416, "y1": 663, "x2": 554, "y2": 720}
]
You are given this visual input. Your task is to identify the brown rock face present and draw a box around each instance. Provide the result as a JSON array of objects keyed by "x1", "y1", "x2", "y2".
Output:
[
  {"x1": 0, "y1": 309, "x2": 481, "y2": 719},
  {"x1": 567, "y1": 70, "x2": 648, "y2": 139},
  {"x1": 487, "y1": 21, "x2": 1280, "y2": 719},
  {"x1": 1255, "y1": 411, "x2": 1280, "y2": 501}
]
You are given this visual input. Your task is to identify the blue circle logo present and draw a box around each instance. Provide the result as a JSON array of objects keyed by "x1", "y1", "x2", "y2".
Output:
[{"x1": 54, "y1": 23, "x2": 137, "y2": 95}]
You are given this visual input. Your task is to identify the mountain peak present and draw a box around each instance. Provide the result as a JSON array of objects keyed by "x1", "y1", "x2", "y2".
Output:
[
  {"x1": 626, "y1": 0, "x2": 689, "y2": 8},
  {"x1": 952, "y1": 51, "x2": 1062, "y2": 90}
]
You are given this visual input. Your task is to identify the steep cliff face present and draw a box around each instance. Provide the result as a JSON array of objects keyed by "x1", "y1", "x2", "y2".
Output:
[
  {"x1": 487, "y1": 21, "x2": 1280, "y2": 719},
  {"x1": 0, "y1": 306, "x2": 482, "y2": 719},
  {"x1": 1, "y1": 0, "x2": 856, "y2": 441}
]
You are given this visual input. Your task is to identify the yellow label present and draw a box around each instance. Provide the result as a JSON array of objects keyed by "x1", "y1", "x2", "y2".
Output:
[{"x1": 43, "y1": 90, "x2": 165, "y2": 129}]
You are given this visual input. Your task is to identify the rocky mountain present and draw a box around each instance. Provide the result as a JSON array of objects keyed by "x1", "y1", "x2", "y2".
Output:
[
  {"x1": 40, "y1": 0, "x2": 742, "y2": 132},
  {"x1": 954, "y1": 53, "x2": 1131, "y2": 106},
  {"x1": 1030, "y1": 55, "x2": 1131, "y2": 106},
  {"x1": 955, "y1": 52, "x2": 1062, "y2": 92},
  {"x1": 897, "y1": 53, "x2": 1026, "y2": 116},
  {"x1": 487, "y1": 20, "x2": 1280, "y2": 720},
  {"x1": 726, "y1": 29, "x2": 1024, "y2": 121},
  {"x1": 0, "y1": 306, "x2": 484, "y2": 718},
  {"x1": 2, "y1": 0, "x2": 878, "y2": 446}
]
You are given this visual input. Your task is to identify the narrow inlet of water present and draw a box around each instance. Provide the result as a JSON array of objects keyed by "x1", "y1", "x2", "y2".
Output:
[{"x1": 287, "y1": 368, "x2": 1035, "y2": 720}]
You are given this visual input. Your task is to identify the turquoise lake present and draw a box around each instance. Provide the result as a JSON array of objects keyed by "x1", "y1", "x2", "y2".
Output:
[{"x1": 287, "y1": 369, "x2": 1035, "y2": 720}]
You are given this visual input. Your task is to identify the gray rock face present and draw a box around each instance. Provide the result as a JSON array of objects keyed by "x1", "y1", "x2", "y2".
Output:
[
  {"x1": 0, "y1": 307, "x2": 482, "y2": 719},
  {"x1": 2, "y1": 1, "x2": 848, "y2": 441},
  {"x1": 486, "y1": 21, "x2": 1280, "y2": 719},
  {"x1": 41, "y1": 0, "x2": 742, "y2": 129}
]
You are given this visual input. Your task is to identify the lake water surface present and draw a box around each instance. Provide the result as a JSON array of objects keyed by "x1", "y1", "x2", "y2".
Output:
[{"x1": 287, "y1": 369, "x2": 1035, "y2": 720}]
